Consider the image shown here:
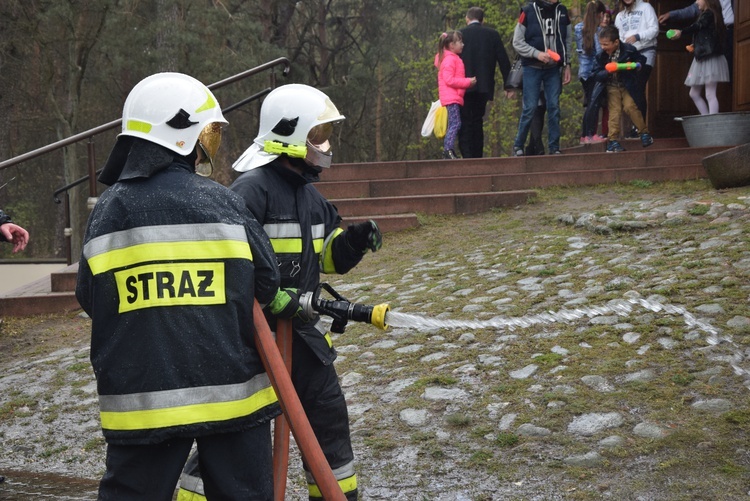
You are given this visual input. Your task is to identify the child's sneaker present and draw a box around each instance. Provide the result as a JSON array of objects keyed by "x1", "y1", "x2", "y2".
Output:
[
  {"x1": 640, "y1": 133, "x2": 654, "y2": 148},
  {"x1": 606, "y1": 140, "x2": 624, "y2": 153},
  {"x1": 514, "y1": 148, "x2": 524, "y2": 157},
  {"x1": 580, "y1": 136, "x2": 590, "y2": 144},
  {"x1": 590, "y1": 134, "x2": 607, "y2": 143}
]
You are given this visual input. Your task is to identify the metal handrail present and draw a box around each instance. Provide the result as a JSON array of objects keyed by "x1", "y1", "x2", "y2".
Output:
[
  {"x1": 0, "y1": 57, "x2": 290, "y2": 172},
  {"x1": 50, "y1": 87, "x2": 275, "y2": 204},
  {"x1": 1, "y1": 57, "x2": 290, "y2": 264}
]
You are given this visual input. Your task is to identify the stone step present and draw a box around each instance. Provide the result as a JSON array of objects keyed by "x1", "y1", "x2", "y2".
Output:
[
  {"x1": 0, "y1": 273, "x2": 80, "y2": 317},
  {"x1": 331, "y1": 190, "x2": 537, "y2": 218},
  {"x1": 320, "y1": 144, "x2": 724, "y2": 183},
  {"x1": 341, "y1": 213, "x2": 421, "y2": 232},
  {"x1": 51, "y1": 263, "x2": 78, "y2": 292},
  {"x1": 319, "y1": 161, "x2": 707, "y2": 200}
]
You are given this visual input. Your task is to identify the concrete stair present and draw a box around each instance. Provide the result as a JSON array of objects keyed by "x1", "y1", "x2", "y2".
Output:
[
  {"x1": 0, "y1": 137, "x2": 733, "y2": 317},
  {"x1": 320, "y1": 137, "x2": 727, "y2": 231},
  {"x1": 0, "y1": 263, "x2": 80, "y2": 317}
]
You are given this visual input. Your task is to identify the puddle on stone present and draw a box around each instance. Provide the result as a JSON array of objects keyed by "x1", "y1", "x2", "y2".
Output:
[{"x1": 0, "y1": 470, "x2": 98, "y2": 500}]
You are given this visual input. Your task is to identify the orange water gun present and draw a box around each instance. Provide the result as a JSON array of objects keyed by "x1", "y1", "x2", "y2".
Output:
[
  {"x1": 546, "y1": 49, "x2": 561, "y2": 62},
  {"x1": 605, "y1": 62, "x2": 641, "y2": 73}
]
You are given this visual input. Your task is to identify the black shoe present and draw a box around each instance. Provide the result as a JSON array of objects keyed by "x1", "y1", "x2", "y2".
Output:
[
  {"x1": 443, "y1": 149, "x2": 458, "y2": 159},
  {"x1": 625, "y1": 126, "x2": 640, "y2": 139},
  {"x1": 640, "y1": 133, "x2": 654, "y2": 148}
]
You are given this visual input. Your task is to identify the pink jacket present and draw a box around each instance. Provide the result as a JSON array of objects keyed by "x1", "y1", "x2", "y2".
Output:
[{"x1": 434, "y1": 51, "x2": 473, "y2": 106}]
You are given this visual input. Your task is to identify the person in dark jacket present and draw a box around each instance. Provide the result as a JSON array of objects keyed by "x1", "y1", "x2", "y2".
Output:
[
  {"x1": 659, "y1": 0, "x2": 733, "y2": 79},
  {"x1": 667, "y1": 0, "x2": 729, "y2": 115},
  {"x1": 0, "y1": 209, "x2": 29, "y2": 253},
  {"x1": 458, "y1": 6, "x2": 515, "y2": 158},
  {"x1": 592, "y1": 25, "x2": 654, "y2": 153},
  {"x1": 511, "y1": 0, "x2": 572, "y2": 156},
  {"x1": 76, "y1": 72, "x2": 281, "y2": 501},
  {"x1": 179, "y1": 84, "x2": 381, "y2": 501}
]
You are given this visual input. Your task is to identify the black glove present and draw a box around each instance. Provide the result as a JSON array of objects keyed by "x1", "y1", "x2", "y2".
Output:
[
  {"x1": 346, "y1": 220, "x2": 382, "y2": 253},
  {"x1": 268, "y1": 288, "x2": 310, "y2": 322}
]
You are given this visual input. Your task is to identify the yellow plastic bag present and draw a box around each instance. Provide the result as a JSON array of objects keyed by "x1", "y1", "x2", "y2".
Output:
[
  {"x1": 433, "y1": 105, "x2": 447, "y2": 139},
  {"x1": 420, "y1": 100, "x2": 442, "y2": 137}
]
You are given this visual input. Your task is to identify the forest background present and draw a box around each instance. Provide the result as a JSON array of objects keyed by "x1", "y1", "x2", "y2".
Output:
[{"x1": 0, "y1": 0, "x2": 590, "y2": 260}]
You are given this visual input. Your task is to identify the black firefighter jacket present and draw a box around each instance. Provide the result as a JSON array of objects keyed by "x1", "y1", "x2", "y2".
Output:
[
  {"x1": 230, "y1": 161, "x2": 366, "y2": 365},
  {"x1": 76, "y1": 159, "x2": 281, "y2": 445}
]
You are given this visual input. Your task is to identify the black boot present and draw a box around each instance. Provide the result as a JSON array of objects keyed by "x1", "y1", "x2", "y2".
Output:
[{"x1": 443, "y1": 149, "x2": 458, "y2": 159}]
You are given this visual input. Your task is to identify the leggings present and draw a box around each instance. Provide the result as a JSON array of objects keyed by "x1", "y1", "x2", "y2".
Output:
[
  {"x1": 443, "y1": 103, "x2": 461, "y2": 151},
  {"x1": 689, "y1": 82, "x2": 720, "y2": 115}
]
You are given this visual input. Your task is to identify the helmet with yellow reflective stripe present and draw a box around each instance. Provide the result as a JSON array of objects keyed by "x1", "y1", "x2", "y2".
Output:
[
  {"x1": 233, "y1": 84, "x2": 345, "y2": 172},
  {"x1": 120, "y1": 72, "x2": 227, "y2": 169}
]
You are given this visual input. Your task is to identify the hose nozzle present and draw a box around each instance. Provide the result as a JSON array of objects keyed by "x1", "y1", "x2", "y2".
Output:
[{"x1": 299, "y1": 283, "x2": 390, "y2": 333}]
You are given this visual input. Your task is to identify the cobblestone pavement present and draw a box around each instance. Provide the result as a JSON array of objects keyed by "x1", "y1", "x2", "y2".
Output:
[{"x1": 1, "y1": 182, "x2": 749, "y2": 500}]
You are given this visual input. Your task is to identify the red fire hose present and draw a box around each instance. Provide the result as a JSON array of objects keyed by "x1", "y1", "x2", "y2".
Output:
[
  {"x1": 272, "y1": 318, "x2": 292, "y2": 500},
  {"x1": 253, "y1": 300, "x2": 346, "y2": 501}
]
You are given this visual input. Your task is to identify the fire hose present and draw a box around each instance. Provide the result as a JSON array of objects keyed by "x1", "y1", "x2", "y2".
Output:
[{"x1": 256, "y1": 284, "x2": 389, "y2": 500}]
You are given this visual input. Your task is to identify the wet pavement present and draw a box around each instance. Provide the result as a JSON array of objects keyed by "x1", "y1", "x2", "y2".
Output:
[{"x1": 0, "y1": 470, "x2": 98, "y2": 500}]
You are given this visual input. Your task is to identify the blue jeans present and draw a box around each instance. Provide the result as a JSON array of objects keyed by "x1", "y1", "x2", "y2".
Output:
[{"x1": 513, "y1": 65, "x2": 562, "y2": 153}]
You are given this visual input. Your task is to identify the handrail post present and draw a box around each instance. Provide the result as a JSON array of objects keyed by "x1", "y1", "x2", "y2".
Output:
[
  {"x1": 87, "y1": 138, "x2": 98, "y2": 207},
  {"x1": 63, "y1": 192, "x2": 72, "y2": 266}
]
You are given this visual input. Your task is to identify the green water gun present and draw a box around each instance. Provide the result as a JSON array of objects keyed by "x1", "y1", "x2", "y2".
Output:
[{"x1": 605, "y1": 62, "x2": 641, "y2": 73}]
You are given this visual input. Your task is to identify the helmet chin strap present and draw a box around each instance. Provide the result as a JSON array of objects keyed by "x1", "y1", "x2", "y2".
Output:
[{"x1": 264, "y1": 139, "x2": 333, "y2": 170}]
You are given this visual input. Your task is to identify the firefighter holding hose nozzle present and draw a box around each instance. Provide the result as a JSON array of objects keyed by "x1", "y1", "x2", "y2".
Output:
[{"x1": 179, "y1": 84, "x2": 381, "y2": 501}]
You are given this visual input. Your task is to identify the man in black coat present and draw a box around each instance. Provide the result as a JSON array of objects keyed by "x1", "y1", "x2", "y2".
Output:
[{"x1": 459, "y1": 6, "x2": 515, "y2": 158}]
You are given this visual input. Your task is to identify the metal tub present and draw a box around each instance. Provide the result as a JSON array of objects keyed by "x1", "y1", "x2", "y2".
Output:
[
  {"x1": 701, "y1": 143, "x2": 750, "y2": 189},
  {"x1": 675, "y1": 112, "x2": 750, "y2": 148}
]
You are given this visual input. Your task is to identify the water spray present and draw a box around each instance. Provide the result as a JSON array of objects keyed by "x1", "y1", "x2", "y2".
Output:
[
  {"x1": 301, "y1": 285, "x2": 747, "y2": 382},
  {"x1": 299, "y1": 283, "x2": 390, "y2": 333}
]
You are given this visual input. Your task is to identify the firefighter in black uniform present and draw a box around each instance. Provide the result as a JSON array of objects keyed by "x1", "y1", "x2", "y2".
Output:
[
  {"x1": 179, "y1": 84, "x2": 381, "y2": 500},
  {"x1": 76, "y1": 72, "x2": 281, "y2": 501}
]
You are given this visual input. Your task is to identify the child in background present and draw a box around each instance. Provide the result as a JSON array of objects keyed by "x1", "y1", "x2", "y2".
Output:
[
  {"x1": 668, "y1": 0, "x2": 729, "y2": 115},
  {"x1": 614, "y1": 0, "x2": 659, "y2": 138},
  {"x1": 435, "y1": 31, "x2": 476, "y2": 159},
  {"x1": 593, "y1": 25, "x2": 654, "y2": 153},
  {"x1": 575, "y1": 0, "x2": 608, "y2": 143}
]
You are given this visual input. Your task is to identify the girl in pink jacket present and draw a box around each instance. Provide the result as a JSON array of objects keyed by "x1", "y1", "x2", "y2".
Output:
[{"x1": 435, "y1": 31, "x2": 476, "y2": 159}]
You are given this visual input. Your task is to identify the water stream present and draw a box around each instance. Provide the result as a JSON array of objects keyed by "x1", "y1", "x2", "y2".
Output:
[{"x1": 383, "y1": 296, "x2": 748, "y2": 378}]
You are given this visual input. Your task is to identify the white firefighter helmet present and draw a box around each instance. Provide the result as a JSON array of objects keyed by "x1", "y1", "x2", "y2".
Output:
[
  {"x1": 233, "y1": 84, "x2": 345, "y2": 172},
  {"x1": 120, "y1": 72, "x2": 227, "y2": 169}
]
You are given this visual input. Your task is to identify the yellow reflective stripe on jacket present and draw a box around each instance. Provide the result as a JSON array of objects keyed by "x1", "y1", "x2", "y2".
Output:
[
  {"x1": 265, "y1": 222, "x2": 325, "y2": 255},
  {"x1": 98, "y1": 375, "x2": 277, "y2": 431},
  {"x1": 320, "y1": 227, "x2": 344, "y2": 273},
  {"x1": 84, "y1": 223, "x2": 252, "y2": 275},
  {"x1": 265, "y1": 222, "x2": 302, "y2": 253}
]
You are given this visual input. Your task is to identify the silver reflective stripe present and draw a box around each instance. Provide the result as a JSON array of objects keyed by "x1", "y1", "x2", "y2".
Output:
[
  {"x1": 179, "y1": 473, "x2": 205, "y2": 497},
  {"x1": 311, "y1": 223, "x2": 325, "y2": 240},
  {"x1": 313, "y1": 319, "x2": 327, "y2": 335},
  {"x1": 306, "y1": 460, "x2": 355, "y2": 483},
  {"x1": 263, "y1": 222, "x2": 301, "y2": 239},
  {"x1": 98, "y1": 373, "x2": 271, "y2": 412},
  {"x1": 83, "y1": 223, "x2": 248, "y2": 260}
]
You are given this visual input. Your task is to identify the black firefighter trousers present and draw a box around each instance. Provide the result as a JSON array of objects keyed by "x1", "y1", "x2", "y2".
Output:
[{"x1": 98, "y1": 424, "x2": 273, "y2": 501}]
